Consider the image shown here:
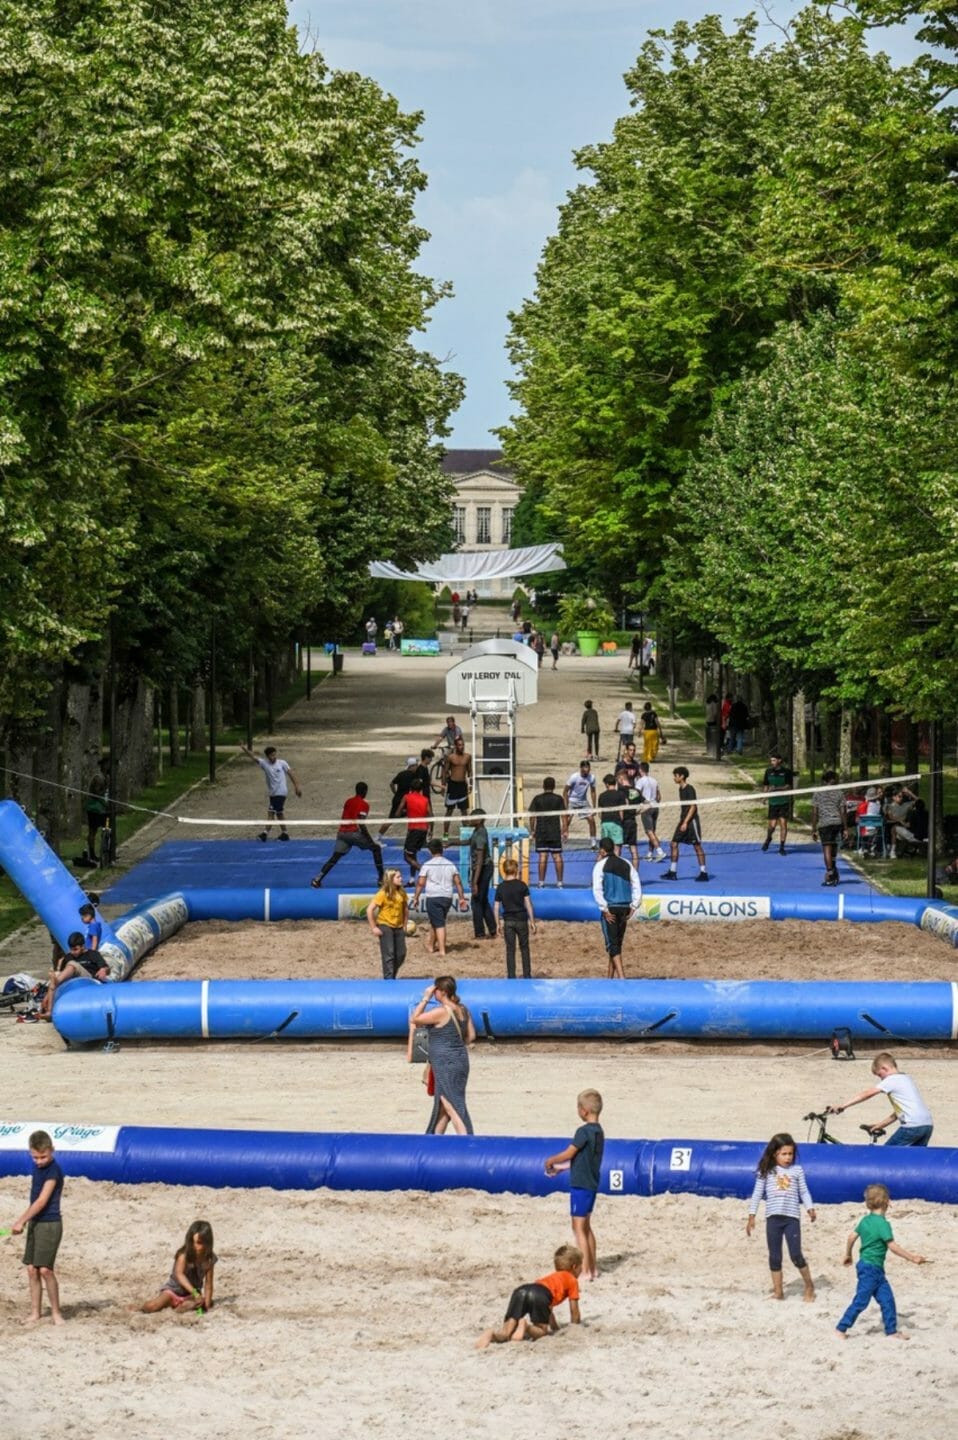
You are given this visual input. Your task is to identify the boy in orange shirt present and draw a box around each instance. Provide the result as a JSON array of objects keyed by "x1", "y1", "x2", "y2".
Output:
[{"x1": 476, "y1": 1244, "x2": 582, "y2": 1347}]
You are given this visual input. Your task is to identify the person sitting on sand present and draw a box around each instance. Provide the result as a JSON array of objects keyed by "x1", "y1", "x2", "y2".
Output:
[
  {"x1": 139, "y1": 1220, "x2": 216, "y2": 1314},
  {"x1": 476, "y1": 1244, "x2": 582, "y2": 1348}
]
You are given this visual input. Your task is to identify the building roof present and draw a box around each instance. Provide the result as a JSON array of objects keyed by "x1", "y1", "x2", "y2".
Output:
[{"x1": 441, "y1": 448, "x2": 513, "y2": 477}]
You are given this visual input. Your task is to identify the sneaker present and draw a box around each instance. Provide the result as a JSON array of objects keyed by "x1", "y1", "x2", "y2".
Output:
[
  {"x1": 661, "y1": 870, "x2": 678, "y2": 881},
  {"x1": 761, "y1": 837, "x2": 770, "y2": 852},
  {"x1": 643, "y1": 853, "x2": 656, "y2": 863},
  {"x1": 278, "y1": 831, "x2": 290, "y2": 842},
  {"x1": 257, "y1": 831, "x2": 268, "y2": 843},
  {"x1": 556, "y1": 882, "x2": 564, "y2": 888},
  {"x1": 822, "y1": 875, "x2": 838, "y2": 886},
  {"x1": 778, "y1": 844, "x2": 786, "y2": 856},
  {"x1": 888, "y1": 849, "x2": 897, "y2": 860},
  {"x1": 590, "y1": 840, "x2": 598, "y2": 850},
  {"x1": 652, "y1": 848, "x2": 666, "y2": 861},
  {"x1": 694, "y1": 871, "x2": 710, "y2": 883},
  {"x1": 310, "y1": 877, "x2": 323, "y2": 889}
]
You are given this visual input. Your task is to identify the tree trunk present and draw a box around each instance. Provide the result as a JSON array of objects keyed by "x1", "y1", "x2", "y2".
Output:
[
  {"x1": 791, "y1": 690, "x2": 807, "y2": 774},
  {"x1": 878, "y1": 708, "x2": 893, "y2": 777},
  {"x1": 190, "y1": 683, "x2": 206, "y2": 751},
  {"x1": 169, "y1": 684, "x2": 181, "y2": 767},
  {"x1": 839, "y1": 707, "x2": 853, "y2": 775},
  {"x1": 904, "y1": 718, "x2": 918, "y2": 778}
]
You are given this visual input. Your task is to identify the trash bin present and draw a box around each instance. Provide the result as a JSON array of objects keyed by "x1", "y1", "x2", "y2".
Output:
[{"x1": 332, "y1": 653, "x2": 344, "y2": 674}]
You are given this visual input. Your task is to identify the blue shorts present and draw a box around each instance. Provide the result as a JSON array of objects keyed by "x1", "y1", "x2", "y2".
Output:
[
  {"x1": 425, "y1": 896, "x2": 453, "y2": 930},
  {"x1": 268, "y1": 794, "x2": 286, "y2": 816},
  {"x1": 570, "y1": 1187, "x2": 597, "y2": 1218}
]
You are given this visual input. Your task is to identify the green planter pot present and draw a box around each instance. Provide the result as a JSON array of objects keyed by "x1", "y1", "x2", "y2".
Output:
[{"x1": 576, "y1": 630, "x2": 602, "y2": 658}]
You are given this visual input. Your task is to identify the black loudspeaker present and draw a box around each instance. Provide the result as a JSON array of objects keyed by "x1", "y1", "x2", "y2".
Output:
[{"x1": 482, "y1": 737, "x2": 511, "y2": 775}]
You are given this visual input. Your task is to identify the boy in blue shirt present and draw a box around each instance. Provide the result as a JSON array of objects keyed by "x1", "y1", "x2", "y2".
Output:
[
  {"x1": 10, "y1": 1130, "x2": 66, "y2": 1325},
  {"x1": 545, "y1": 1089, "x2": 604, "y2": 1281},
  {"x1": 836, "y1": 1183, "x2": 927, "y2": 1341}
]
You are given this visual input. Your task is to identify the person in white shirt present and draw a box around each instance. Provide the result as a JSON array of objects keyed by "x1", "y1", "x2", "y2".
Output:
[
  {"x1": 636, "y1": 762, "x2": 665, "y2": 861},
  {"x1": 563, "y1": 761, "x2": 597, "y2": 847},
  {"x1": 412, "y1": 840, "x2": 467, "y2": 959},
  {"x1": 241, "y1": 744, "x2": 302, "y2": 842},
  {"x1": 614, "y1": 702, "x2": 637, "y2": 759},
  {"x1": 832, "y1": 1053, "x2": 934, "y2": 1147}
]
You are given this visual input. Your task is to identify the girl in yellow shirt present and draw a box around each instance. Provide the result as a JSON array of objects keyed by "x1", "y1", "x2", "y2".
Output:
[{"x1": 366, "y1": 870, "x2": 410, "y2": 979}]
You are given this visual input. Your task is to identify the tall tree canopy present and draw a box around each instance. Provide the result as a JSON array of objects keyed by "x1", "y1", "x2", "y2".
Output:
[
  {"x1": 501, "y1": 8, "x2": 956, "y2": 636},
  {"x1": 0, "y1": 0, "x2": 460, "y2": 721}
]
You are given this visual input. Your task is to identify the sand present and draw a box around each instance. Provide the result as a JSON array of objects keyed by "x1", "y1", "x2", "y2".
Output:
[
  {"x1": 137, "y1": 914, "x2": 957, "y2": 983},
  {"x1": 1, "y1": 639, "x2": 956, "y2": 1438}
]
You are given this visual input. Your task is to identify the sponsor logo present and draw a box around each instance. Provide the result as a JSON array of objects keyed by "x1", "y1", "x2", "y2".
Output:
[
  {"x1": 0, "y1": 1123, "x2": 120, "y2": 1152},
  {"x1": 639, "y1": 896, "x2": 769, "y2": 922},
  {"x1": 920, "y1": 907, "x2": 958, "y2": 947},
  {"x1": 469, "y1": 670, "x2": 524, "y2": 680}
]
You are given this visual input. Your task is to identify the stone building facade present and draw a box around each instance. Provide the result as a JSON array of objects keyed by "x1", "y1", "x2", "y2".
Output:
[{"x1": 440, "y1": 449, "x2": 522, "y2": 598}]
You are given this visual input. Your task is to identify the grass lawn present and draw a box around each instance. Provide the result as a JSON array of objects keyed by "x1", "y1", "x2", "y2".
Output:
[
  {"x1": 643, "y1": 676, "x2": 955, "y2": 898},
  {"x1": 0, "y1": 671, "x2": 320, "y2": 945}
]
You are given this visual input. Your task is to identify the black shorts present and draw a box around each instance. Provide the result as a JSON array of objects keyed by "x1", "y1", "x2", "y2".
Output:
[
  {"x1": 445, "y1": 781, "x2": 469, "y2": 813},
  {"x1": 504, "y1": 1282, "x2": 552, "y2": 1326},
  {"x1": 404, "y1": 828, "x2": 428, "y2": 857},
  {"x1": 267, "y1": 794, "x2": 287, "y2": 817},
  {"x1": 672, "y1": 816, "x2": 702, "y2": 846},
  {"x1": 622, "y1": 817, "x2": 638, "y2": 845},
  {"x1": 818, "y1": 824, "x2": 842, "y2": 845},
  {"x1": 767, "y1": 801, "x2": 789, "y2": 818},
  {"x1": 86, "y1": 810, "x2": 107, "y2": 831}
]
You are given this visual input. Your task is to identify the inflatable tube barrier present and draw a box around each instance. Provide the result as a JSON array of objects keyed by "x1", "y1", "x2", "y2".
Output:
[
  {"x1": 0, "y1": 800, "x2": 126, "y2": 973},
  {"x1": 0, "y1": 1123, "x2": 955, "y2": 1203},
  {"x1": 122, "y1": 886, "x2": 955, "y2": 937},
  {"x1": 52, "y1": 977, "x2": 958, "y2": 1045}
]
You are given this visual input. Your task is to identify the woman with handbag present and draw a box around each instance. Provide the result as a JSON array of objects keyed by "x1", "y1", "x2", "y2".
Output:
[{"x1": 408, "y1": 976, "x2": 476, "y2": 1135}]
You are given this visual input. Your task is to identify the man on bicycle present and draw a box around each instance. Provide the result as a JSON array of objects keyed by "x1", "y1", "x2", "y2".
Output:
[{"x1": 433, "y1": 716, "x2": 463, "y2": 751}]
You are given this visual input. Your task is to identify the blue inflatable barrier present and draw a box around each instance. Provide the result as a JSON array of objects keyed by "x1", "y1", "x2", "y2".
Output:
[
  {"x1": 0, "y1": 1123, "x2": 954, "y2": 1203},
  {"x1": 0, "y1": 800, "x2": 127, "y2": 972},
  {"x1": 51, "y1": 976, "x2": 958, "y2": 1045}
]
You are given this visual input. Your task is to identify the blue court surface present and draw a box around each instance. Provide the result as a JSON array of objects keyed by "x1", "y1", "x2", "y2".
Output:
[{"x1": 103, "y1": 837, "x2": 878, "y2": 907}]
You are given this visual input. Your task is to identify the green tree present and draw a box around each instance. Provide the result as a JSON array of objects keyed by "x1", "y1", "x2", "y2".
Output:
[{"x1": 0, "y1": 0, "x2": 460, "y2": 725}]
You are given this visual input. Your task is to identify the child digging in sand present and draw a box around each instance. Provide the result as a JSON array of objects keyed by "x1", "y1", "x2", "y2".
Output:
[
  {"x1": 477, "y1": 1245, "x2": 582, "y2": 1347},
  {"x1": 746, "y1": 1132, "x2": 817, "y2": 1302},
  {"x1": 139, "y1": 1221, "x2": 216, "y2": 1314}
]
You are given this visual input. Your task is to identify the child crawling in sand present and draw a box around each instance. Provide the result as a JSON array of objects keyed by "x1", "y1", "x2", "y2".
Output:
[
  {"x1": 139, "y1": 1220, "x2": 216, "y2": 1314},
  {"x1": 476, "y1": 1245, "x2": 582, "y2": 1348}
]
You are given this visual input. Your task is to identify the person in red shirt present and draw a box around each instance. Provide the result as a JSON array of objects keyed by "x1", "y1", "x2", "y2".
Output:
[
  {"x1": 311, "y1": 783, "x2": 384, "y2": 887},
  {"x1": 397, "y1": 777, "x2": 433, "y2": 882}
]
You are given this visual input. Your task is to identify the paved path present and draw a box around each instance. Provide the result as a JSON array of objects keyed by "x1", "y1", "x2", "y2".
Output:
[{"x1": 1, "y1": 625, "x2": 743, "y2": 974}]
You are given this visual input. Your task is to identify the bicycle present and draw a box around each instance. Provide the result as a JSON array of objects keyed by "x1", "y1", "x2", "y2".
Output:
[{"x1": 803, "y1": 1109, "x2": 883, "y2": 1145}]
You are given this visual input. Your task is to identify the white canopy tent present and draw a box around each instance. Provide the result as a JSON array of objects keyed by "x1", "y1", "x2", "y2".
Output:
[{"x1": 368, "y1": 543, "x2": 565, "y2": 585}]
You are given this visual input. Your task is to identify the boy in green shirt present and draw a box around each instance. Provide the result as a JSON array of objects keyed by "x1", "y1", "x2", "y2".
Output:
[{"x1": 836, "y1": 1183, "x2": 927, "y2": 1341}]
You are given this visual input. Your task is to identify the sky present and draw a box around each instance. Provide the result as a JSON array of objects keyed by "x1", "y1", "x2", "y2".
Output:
[{"x1": 287, "y1": 1, "x2": 917, "y2": 448}]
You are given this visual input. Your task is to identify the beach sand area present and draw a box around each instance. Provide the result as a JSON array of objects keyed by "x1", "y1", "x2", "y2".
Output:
[{"x1": 1, "y1": 649, "x2": 956, "y2": 1439}]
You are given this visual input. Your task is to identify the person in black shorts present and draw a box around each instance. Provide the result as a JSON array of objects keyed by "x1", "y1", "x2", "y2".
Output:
[
  {"x1": 528, "y1": 777, "x2": 565, "y2": 886},
  {"x1": 377, "y1": 756, "x2": 418, "y2": 839},
  {"x1": 397, "y1": 778, "x2": 432, "y2": 882},
  {"x1": 476, "y1": 1244, "x2": 582, "y2": 1347},
  {"x1": 441, "y1": 736, "x2": 472, "y2": 837},
  {"x1": 761, "y1": 751, "x2": 796, "y2": 855},
  {"x1": 661, "y1": 766, "x2": 709, "y2": 882}
]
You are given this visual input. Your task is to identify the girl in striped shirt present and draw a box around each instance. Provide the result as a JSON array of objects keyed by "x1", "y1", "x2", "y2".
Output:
[{"x1": 746, "y1": 1133, "x2": 817, "y2": 1302}]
